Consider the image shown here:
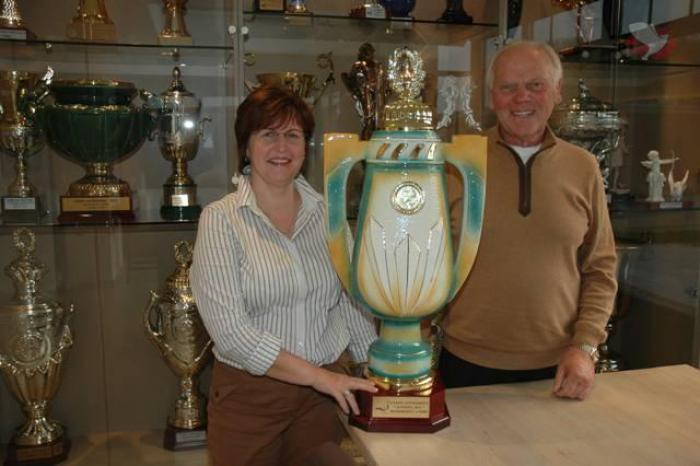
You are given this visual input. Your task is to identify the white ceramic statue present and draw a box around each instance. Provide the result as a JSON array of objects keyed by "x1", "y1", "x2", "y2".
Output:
[
  {"x1": 436, "y1": 75, "x2": 481, "y2": 132},
  {"x1": 640, "y1": 150, "x2": 678, "y2": 202},
  {"x1": 668, "y1": 168, "x2": 689, "y2": 202}
]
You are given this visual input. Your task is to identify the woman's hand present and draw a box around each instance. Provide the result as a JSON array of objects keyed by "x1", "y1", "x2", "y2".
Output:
[{"x1": 310, "y1": 368, "x2": 377, "y2": 415}]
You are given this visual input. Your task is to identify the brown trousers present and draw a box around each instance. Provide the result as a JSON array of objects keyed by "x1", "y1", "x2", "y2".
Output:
[{"x1": 207, "y1": 360, "x2": 348, "y2": 466}]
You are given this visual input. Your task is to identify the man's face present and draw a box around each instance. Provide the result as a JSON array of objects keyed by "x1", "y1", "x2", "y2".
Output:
[{"x1": 490, "y1": 47, "x2": 562, "y2": 147}]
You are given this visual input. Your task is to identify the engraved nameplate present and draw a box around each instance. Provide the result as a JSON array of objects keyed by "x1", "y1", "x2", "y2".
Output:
[
  {"x1": 371, "y1": 396, "x2": 430, "y2": 419},
  {"x1": 175, "y1": 429, "x2": 207, "y2": 443},
  {"x1": 61, "y1": 196, "x2": 131, "y2": 212},
  {"x1": 659, "y1": 201, "x2": 682, "y2": 209},
  {"x1": 171, "y1": 194, "x2": 191, "y2": 207},
  {"x1": 2, "y1": 197, "x2": 37, "y2": 210},
  {"x1": 0, "y1": 28, "x2": 29, "y2": 40}
]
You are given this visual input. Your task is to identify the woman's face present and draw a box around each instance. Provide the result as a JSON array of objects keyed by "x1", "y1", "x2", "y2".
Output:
[{"x1": 247, "y1": 118, "x2": 306, "y2": 189}]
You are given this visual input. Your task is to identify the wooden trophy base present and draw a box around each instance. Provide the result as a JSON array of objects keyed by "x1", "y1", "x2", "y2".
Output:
[
  {"x1": 58, "y1": 195, "x2": 134, "y2": 223},
  {"x1": 4, "y1": 437, "x2": 70, "y2": 466},
  {"x1": 163, "y1": 425, "x2": 207, "y2": 451},
  {"x1": 349, "y1": 375, "x2": 450, "y2": 433}
]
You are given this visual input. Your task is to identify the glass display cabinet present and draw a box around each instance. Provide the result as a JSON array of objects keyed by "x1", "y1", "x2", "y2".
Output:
[{"x1": 1, "y1": 0, "x2": 699, "y2": 464}]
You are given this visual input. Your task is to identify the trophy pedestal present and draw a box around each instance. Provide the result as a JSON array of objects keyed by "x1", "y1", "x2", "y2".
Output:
[
  {"x1": 349, "y1": 375, "x2": 450, "y2": 433},
  {"x1": 66, "y1": 22, "x2": 116, "y2": 42},
  {"x1": 4, "y1": 437, "x2": 71, "y2": 466},
  {"x1": 58, "y1": 195, "x2": 134, "y2": 223},
  {"x1": 1, "y1": 196, "x2": 42, "y2": 223},
  {"x1": 0, "y1": 27, "x2": 35, "y2": 40},
  {"x1": 158, "y1": 35, "x2": 193, "y2": 46},
  {"x1": 161, "y1": 205, "x2": 201, "y2": 222},
  {"x1": 163, "y1": 425, "x2": 207, "y2": 451}
]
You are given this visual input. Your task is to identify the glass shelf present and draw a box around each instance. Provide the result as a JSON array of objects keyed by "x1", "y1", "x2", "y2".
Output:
[
  {"x1": 0, "y1": 37, "x2": 233, "y2": 51},
  {"x1": 0, "y1": 211, "x2": 199, "y2": 231}
]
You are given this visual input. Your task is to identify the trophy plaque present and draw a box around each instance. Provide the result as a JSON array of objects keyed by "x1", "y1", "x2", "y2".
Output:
[
  {"x1": 145, "y1": 241, "x2": 212, "y2": 450},
  {"x1": 0, "y1": 0, "x2": 35, "y2": 40},
  {"x1": 255, "y1": 0, "x2": 285, "y2": 12},
  {"x1": 66, "y1": 0, "x2": 116, "y2": 42},
  {"x1": 349, "y1": 1, "x2": 387, "y2": 19},
  {"x1": 39, "y1": 79, "x2": 152, "y2": 222},
  {"x1": 0, "y1": 69, "x2": 53, "y2": 223},
  {"x1": 158, "y1": 0, "x2": 192, "y2": 46},
  {"x1": 143, "y1": 67, "x2": 208, "y2": 221},
  {"x1": 0, "y1": 228, "x2": 74, "y2": 465},
  {"x1": 324, "y1": 47, "x2": 487, "y2": 432}
]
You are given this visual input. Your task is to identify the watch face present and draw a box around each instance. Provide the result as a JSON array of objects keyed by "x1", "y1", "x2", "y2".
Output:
[{"x1": 391, "y1": 181, "x2": 424, "y2": 215}]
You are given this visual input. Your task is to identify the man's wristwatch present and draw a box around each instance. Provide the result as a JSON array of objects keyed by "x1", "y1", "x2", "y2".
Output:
[{"x1": 576, "y1": 343, "x2": 599, "y2": 363}]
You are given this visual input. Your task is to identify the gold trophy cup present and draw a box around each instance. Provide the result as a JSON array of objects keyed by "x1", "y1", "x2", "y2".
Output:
[
  {"x1": 66, "y1": 0, "x2": 116, "y2": 42},
  {"x1": 0, "y1": 228, "x2": 74, "y2": 465},
  {"x1": 145, "y1": 241, "x2": 212, "y2": 450},
  {"x1": 158, "y1": 0, "x2": 192, "y2": 46}
]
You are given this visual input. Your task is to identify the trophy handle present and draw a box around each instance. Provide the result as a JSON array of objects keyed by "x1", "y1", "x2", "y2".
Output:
[
  {"x1": 144, "y1": 290, "x2": 164, "y2": 342},
  {"x1": 442, "y1": 134, "x2": 487, "y2": 299},
  {"x1": 323, "y1": 133, "x2": 366, "y2": 290}
]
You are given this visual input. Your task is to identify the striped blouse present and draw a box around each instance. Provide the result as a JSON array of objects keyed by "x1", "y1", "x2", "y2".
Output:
[{"x1": 190, "y1": 175, "x2": 377, "y2": 376}]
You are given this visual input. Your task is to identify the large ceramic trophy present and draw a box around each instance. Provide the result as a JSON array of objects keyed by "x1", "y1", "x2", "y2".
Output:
[
  {"x1": 143, "y1": 67, "x2": 208, "y2": 221},
  {"x1": 551, "y1": 79, "x2": 625, "y2": 195},
  {"x1": 0, "y1": 228, "x2": 74, "y2": 465},
  {"x1": 324, "y1": 47, "x2": 486, "y2": 432},
  {"x1": 37, "y1": 79, "x2": 152, "y2": 222},
  {"x1": 145, "y1": 241, "x2": 212, "y2": 450},
  {"x1": 0, "y1": 68, "x2": 52, "y2": 223}
]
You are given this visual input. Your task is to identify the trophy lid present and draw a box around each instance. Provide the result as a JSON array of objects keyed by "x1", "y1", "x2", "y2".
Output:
[
  {"x1": 551, "y1": 79, "x2": 625, "y2": 133},
  {"x1": 5, "y1": 228, "x2": 45, "y2": 305},
  {"x1": 163, "y1": 241, "x2": 194, "y2": 301},
  {"x1": 50, "y1": 79, "x2": 137, "y2": 106},
  {"x1": 382, "y1": 47, "x2": 433, "y2": 131},
  {"x1": 159, "y1": 67, "x2": 200, "y2": 112}
]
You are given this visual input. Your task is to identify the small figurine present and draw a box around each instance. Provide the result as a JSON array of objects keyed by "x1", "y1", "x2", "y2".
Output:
[
  {"x1": 668, "y1": 168, "x2": 689, "y2": 202},
  {"x1": 640, "y1": 150, "x2": 678, "y2": 202},
  {"x1": 341, "y1": 43, "x2": 387, "y2": 140},
  {"x1": 436, "y1": 75, "x2": 481, "y2": 132}
]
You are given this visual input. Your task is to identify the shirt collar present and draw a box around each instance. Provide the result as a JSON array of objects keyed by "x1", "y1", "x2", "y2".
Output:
[{"x1": 233, "y1": 175, "x2": 323, "y2": 217}]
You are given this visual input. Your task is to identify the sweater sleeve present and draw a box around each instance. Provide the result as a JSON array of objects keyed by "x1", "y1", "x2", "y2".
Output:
[{"x1": 574, "y1": 170, "x2": 618, "y2": 346}]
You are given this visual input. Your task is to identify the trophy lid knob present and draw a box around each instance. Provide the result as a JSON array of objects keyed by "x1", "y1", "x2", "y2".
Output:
[
  {"x1": 5, "y1": 228, "x2": 45, "y2": 303},
  {"x1": 165, "y1": 66, "x2": 192, "y2": 96},
  {"x1": 383, "y1": 47, "x2": 433, "y2": 131},
  {"x1": 164, "y1": 241, "x2": 194, "y2": 299}
]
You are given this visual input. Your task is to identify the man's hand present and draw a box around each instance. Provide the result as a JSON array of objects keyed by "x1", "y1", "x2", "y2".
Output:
[{"x1": 552, "y1": 346, "x2": 595, "y2": 400}]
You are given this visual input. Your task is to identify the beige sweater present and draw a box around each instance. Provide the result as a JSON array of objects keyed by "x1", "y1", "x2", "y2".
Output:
[{"x1": 443, "y1": 126, "x2": 617, "y2": 370}]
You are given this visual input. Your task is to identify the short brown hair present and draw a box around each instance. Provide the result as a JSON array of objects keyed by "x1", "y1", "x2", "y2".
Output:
[{"x1": 235, "y1": 86, "x2": 315, "y2": 173}]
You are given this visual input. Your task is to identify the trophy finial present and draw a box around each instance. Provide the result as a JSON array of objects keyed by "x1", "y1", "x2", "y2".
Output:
[
  {"x1": 6, "y1": 228, "x2": 45, "y2": 303},
  {"x1": 383, "y1": 47, "x2": 433, "y2": 131},
  {"x1": 166, "y1": 240, "x2": 193, "y2": 298},
  {"x1": 168, "y1": 66, "x2": 188, "y2": 93}
]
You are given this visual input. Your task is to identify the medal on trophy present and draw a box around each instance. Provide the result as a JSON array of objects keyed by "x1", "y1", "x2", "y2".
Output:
[
  {"x1": 0, "y1": 0, "x2": 36, "y2": 40},
  {"x1": 66, "y1": 0, "x2": 117, "y2": 42},
  {"x1": 158, "y1": 0, "x2": 192, "y2": 46},
  {"x1": 324, "y1": 47, "x2": 486, "y2": 432},
  {"x1": 145, "y1": 241, "x2": 213, "y2": 450},
  {"x1": 0, "y1": 68, "x2": 53, "y2": 223},
  {"x1": 143, "y1": 67, "x2": 209, "y2": 221},
  {"x1": 0, "y1": 228, "x2": 74, "y2": 465}
]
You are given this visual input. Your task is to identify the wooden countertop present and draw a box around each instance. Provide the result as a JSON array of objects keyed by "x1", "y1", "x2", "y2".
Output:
[{"x1": 343, "y1": 365, "x2": 700, "y2": 466}]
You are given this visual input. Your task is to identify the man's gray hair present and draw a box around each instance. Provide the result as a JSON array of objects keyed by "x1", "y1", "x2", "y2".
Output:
[{"x1": 485, "y1": 40, "x2": 563, "y2": 90}]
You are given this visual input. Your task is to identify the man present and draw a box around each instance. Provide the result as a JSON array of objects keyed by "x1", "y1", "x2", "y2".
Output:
[{"x1": 440, "y1": 40, "x2": 617, "y2": 400}]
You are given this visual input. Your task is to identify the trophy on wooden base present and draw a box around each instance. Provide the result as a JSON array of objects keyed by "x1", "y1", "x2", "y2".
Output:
[
  {"x1": 37, "y1": 79, "x2": 153, "y2": 223},
  {"x1": 324, "y1": 47, "x2": 486, "y2": 432},
  {"x1": 0, "y1": 0, "x2": 36, "y2": 40},
  {"x1": 145, "y1": 241, "x2": 212, "y2": 450},
  {"x1": 0, "y1": 228, "x2": 74, "y2": 465}
]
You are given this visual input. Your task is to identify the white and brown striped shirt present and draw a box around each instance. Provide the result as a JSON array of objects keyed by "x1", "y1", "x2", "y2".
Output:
[{"x1": 190, "y1": 176, "x2": 377, "y2": 376}]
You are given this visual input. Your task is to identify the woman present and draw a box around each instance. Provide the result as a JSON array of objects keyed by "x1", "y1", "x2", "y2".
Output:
[{"x1": 190, "y1": 86, "x2": 377, "y2": 466}]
